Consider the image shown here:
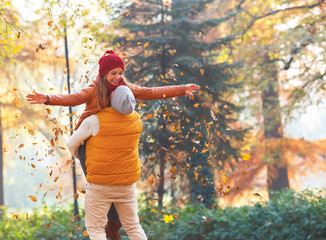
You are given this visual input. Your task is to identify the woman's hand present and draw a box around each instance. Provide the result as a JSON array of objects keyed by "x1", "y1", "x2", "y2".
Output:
[
  {"x1": 26, "y1": 92, "x2": 48, "y2": 104},
  {"x1": 185, "y1": 84, "x2": 200, "y2": 99}
]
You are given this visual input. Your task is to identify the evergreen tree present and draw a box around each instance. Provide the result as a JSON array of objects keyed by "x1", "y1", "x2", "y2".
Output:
[{"x1": 113, "y1": 0, "x2": 245, "y2": 207}]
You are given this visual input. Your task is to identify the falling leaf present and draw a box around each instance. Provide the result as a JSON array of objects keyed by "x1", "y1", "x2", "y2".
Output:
[
  {"x1": 178, "y1": 72, "x2": 184, "y2": 76},
  {"x1": 13, "y1": 88, "x2": 18, "y2": 91},
  {"x1": 169, "y1": 49, "x2": 176, "y2": 54},
  {"x1": 28, "y1": 129, "x2": 35, "y2": 136},
  {"x1": 51, "y1": 139, "x2": 55, "y2": 147},
  {"x1": 241, "y1": 153, "x2": 251, "y2": 161},
  {"x1": 29, "y1": 196, "x2": 37, "y2": 202},
  {"x1": 147, "y1": 174, "x2": 155, "y2": 186},
  {"x1": 200, "y1": 69, "x2": 204, "y2": 75},
  {"x1": 163, "y1": 215, "x2": 174, "y2": 223},
  {"x1": 144, "y1": 42, "x2": 149, "y2": 48},
  {"x1": 222, "y1": 175, "x2": 228, "y2": 182},
  {"x1": 18, "y1": 144, "x2": 24, "y2": 148},
  {"x1": 31, "y1": 164, "x2": 36, "y2": 168},
  {"x1": 126, "y1": 12, "x2": 130, "y2": 16},
  {"x1": 83, "y1": 231, "x2": 88, "y2": 236},
  {"x1": 63, "y1": 70, "x2": 68, "y2": 75},
  {"x1": 199, "y1": 32, "x2": 202, "y2": 37},
  {"x1": 69, "y1": 232, "x2": 73, "y2": 237},
  {"x1": 48, "y1": 21, "x2": 53, "y2": 26},
  {"x1": 117, "y1": 43, "x2": 121, "y2": 47},
  {"x1": 253, "y1": 193, "x2": 261, "y2": 197},
  {"x1": 148, "y1": 156, "x2": 155, "y2": 162},
  {"x1": 148, "y1": 138, "x2": 155, "y2": 143},
  {"x1": 46, "y1": 223, "x2": 51, "y2": 228},
  {"x1": 194, "y1": 171, "x2": 198, "y2": 180},
  {"x1": 10, "y1": 212, "x2": 18, "y2": 219},
  {"x1": 193, "y1": 103, "x2": 200, "y2": 108}
]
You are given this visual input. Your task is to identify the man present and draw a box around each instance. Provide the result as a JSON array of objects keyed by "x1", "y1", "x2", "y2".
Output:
[{"x1": 67, "y1": 86, "x2": 147, "y2": 240}]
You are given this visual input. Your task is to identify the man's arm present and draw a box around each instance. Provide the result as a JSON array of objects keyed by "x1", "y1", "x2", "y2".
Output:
[{"x1": 67, "y1": 115, "x2": 100, "y2": 158}]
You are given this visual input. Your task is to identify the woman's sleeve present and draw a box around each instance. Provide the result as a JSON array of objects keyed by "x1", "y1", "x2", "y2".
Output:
[
  {"x1": 48, "y1": 85, "x2": 94, "y2": 107},
  {"x1": 128, "y1": 82, "x2": 187, "y2": 100}
]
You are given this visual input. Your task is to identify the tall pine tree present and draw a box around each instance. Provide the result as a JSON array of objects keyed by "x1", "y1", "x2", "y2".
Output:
[{"x1": 113, "y1": 0, "x2": 245, "y2": 207}]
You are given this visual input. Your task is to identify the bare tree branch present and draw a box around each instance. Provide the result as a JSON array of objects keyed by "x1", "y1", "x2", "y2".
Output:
[{"x1": 241, "y1": 0, "x2": 325, "y2": 40}]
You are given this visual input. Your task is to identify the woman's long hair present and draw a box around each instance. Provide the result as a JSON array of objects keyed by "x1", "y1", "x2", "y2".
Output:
[{"x1": 95, "y1": 74, "x2": 130, "y2": 110}]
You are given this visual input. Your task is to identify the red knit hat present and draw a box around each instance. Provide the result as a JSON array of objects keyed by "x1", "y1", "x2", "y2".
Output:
[{"x1": 98, "y1": 50, "x2": 125, "y2": 77}]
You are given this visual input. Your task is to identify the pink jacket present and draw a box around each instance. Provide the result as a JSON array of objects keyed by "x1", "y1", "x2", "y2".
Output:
[{"x1": 48, "y1": 82, "x2": 187, "y2": 130}]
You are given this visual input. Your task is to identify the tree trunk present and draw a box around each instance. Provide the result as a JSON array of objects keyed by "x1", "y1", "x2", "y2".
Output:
[
  {"x1": 157, "y1": 149, "x2": 165, "y2": 209},
  {"x1": 261, "y1": 55, "x2": 290, "y2": 199},
  {"x1": 0, "y1": 106, "x2": 4, "y2": 220}
]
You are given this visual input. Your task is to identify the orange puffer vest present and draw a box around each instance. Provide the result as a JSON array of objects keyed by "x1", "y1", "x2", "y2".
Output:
[{"x1": 85, "y1": 107, "x2": 143, "y2": 185}]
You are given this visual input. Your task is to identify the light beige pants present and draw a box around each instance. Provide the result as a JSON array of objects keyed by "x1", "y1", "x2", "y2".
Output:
[{"x1": 85, "y1": 182, "x2": 147, "y2": 240}]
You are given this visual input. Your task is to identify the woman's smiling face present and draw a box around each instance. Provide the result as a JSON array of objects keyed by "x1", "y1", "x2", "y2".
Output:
[{"x1": 106, "y1": 67, "x2": 124, "y2": 85}]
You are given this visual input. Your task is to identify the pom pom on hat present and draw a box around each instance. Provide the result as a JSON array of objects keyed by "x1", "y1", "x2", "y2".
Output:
[{"x1": 98, "y1": 50, "x2": 125, "y2": 77}]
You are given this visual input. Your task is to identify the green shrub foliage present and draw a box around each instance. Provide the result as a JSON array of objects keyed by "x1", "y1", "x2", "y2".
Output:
[{"x1": 1, "y1": 190, "x2": 325, "y2": 239}]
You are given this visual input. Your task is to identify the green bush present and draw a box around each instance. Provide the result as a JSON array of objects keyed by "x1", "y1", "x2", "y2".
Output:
[
  {"x1": 0, "y1": 205, "x2": 88, "y2": 240},
  {"x1": 1, "y1": 189, "x2": 325, "y2": 239},
  {"x1": 137, "y1": 189, "x2": 326, "y2": 240}
]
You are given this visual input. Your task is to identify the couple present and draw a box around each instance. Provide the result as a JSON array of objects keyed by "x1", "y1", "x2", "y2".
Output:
[{"x1": 67, "y1": 85, "x2": 146, "y2": 240}]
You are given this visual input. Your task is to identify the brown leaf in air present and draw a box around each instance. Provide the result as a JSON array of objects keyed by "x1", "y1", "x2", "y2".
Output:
[{"x1": 28, "y1": 129, "x2": 35, "y2": 136}]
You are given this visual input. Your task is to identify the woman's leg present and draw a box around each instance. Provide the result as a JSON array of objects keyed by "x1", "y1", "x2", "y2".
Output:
[
  {"x1": 114, "y1": 184, "x2": 147, "y2": 240},
  {"x1": 85, "y1": 183, "x2": 112, "y2": 240}
]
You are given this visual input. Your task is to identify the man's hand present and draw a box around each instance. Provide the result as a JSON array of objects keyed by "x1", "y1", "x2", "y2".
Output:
[
  {"x1": 26, "y1": 92, "x2": 48, "y2": 104},
  {"x1": 185, "y1": 84, "x2": 200, "y2": 99}
]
